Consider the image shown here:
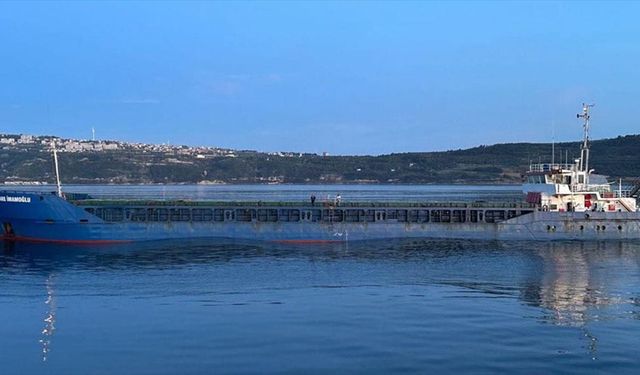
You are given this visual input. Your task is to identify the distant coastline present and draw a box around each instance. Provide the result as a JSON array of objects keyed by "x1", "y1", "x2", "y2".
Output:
[{"x1": 1, "y1": 133, "x2": 639, "y2": 185}]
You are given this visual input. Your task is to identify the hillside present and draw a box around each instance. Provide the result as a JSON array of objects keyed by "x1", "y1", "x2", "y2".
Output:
[{"x1": 1, "y1": 134, "x2": 639, "y2": 184}]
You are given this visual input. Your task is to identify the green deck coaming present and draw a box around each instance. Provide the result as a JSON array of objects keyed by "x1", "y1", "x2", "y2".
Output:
[{"x1": 71, "y1": 199, "x2": 537, "y2": 209}]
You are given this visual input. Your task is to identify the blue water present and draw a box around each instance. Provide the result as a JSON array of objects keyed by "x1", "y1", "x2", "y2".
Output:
[{"x1": 1, "y1": 185, "x2": 640, "y2": 374}]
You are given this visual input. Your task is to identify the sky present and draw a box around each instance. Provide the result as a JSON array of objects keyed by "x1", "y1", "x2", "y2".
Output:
[{"x1": 0, "y1": 1, "x2": 639, "y2": 155}]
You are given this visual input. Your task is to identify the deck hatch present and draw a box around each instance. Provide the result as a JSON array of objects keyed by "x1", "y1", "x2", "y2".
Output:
[
  {"x1": 279, "y1": 209, "x2": 300, "y2": 222},
  {"x1": 147, "y1": 208, "x2": 169, "y2": 221},
  {"x1": 452, "y1": 210, "x2": 466, "y2": 223},
  {"x1": 192, "y1": 208, "x2": 213, "y2": 221},
  {"x1": 170, "y1": 208, "x2": 191, "y2": 222},
  {"x1": 257, "y1": 209, "x2": 278, "y2": 222},
  {"x1": 214, "y1": 209, "x2": 224, "y2": 222},
  {"x1": 344, "y1": 209, "x2": 364, "y2": 222},
  {"x1": 236, "y1": 209, "x2": 254, "y2": 222},
  {"x1": 130, "y1": 208, "x2": 147, "y2": 222},
  {"x1": 322, "y1": 209, "x2": 344, "y2": 223},
  {"x1": 92, "y1": 207, "x2": 124, "y2": 222},
  {"x1": 485, "y1": 210, "x2": 506, "y2": 223}
]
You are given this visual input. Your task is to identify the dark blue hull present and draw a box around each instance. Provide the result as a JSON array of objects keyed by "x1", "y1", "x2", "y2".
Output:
[{"x1": 2, "y1": 191, "x2": 640, "y2": 243}]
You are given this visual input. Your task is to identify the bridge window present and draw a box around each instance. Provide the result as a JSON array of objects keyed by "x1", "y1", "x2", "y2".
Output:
[{"x1": 527, "y1": 175, "x2": 544, "y2": 184}]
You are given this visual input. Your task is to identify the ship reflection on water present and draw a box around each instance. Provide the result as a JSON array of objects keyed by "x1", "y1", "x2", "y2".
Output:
[
  {"x1": 522, "y1": 241, "x2": 640, "y2": 359},
  {"x1": 533, "y1": 244, "x2": 617, "y2": 325},
  {"x1": 2, "y1": 238, "x2": 640, "y2": 371},
  {"x1": 40, "y1": 275, "x2": 56, "y2": 362}
]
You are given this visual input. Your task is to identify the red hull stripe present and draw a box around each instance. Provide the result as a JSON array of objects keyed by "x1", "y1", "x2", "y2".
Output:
[{"x1": 2, "y1": 235, "x2": 131, "y2": 245}]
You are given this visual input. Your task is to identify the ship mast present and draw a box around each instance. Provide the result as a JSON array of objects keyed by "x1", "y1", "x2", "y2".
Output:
[
  {"x1": 51, "y1": 140, "x2": 63, "y2": 198},
  {"x1": 577, "y1": 103, "x2": 594, "y2": 179}
]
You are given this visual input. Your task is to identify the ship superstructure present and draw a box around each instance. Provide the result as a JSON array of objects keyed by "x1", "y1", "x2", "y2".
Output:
[{"x1": 522, "y1": 104, "x2": 637, "y2": 214}]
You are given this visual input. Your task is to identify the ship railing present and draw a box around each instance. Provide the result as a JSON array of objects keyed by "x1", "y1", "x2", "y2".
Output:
[
  {"x1": 617, "y1": 189, "x2": 633, "y2": 198},
  {"x1": 606, "y1": 186, "x2": 637, "y2": 199},
  {"x1": 529, "y1": 163, "x2": 574, "y2": 173},
  {"x1": 71, "y1": 198, "x2": 538, "y2": 209}
]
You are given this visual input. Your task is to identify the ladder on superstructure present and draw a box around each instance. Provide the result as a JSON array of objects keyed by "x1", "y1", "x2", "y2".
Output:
[{"x1": 629, "y1": 177, "x2": 640, "y2": 198}]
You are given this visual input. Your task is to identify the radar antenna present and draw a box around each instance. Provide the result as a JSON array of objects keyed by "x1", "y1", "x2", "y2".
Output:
[{"x1": 577, "y1": 103, "x2": 594, "y2": 174}]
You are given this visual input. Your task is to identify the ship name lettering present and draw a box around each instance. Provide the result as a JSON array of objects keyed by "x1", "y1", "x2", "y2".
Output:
[{"x1": 2, "y1": 196, "x2": 31, "y2": 203}]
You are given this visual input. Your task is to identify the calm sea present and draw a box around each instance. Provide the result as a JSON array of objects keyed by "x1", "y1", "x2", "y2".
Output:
[{"x1": 1, "y1": 185, "x2": 640, "y2": 374}]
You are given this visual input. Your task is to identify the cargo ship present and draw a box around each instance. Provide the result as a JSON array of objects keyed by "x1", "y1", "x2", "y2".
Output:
[{"x1": 1, "y1": 105, "x2": 639, "y2": 244}]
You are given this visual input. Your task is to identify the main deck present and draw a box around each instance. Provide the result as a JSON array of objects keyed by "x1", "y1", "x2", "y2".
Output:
[{"x1": 72, "y1": 198, "x2": 538, "y2": 225}]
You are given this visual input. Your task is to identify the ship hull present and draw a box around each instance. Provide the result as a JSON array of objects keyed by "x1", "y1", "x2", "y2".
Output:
[{"x1": 2, "y1": 192, "x2": 640, "y2": 243}]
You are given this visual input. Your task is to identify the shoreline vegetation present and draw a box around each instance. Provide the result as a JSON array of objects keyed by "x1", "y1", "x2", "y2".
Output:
[{"x1": 2, "y1": 134, "x2": 639, "y2": 185}]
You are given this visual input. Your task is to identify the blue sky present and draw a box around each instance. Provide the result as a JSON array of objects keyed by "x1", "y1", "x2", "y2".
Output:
[{"x1": 1, "y1": 1, "x2": 639, "y2": 155}]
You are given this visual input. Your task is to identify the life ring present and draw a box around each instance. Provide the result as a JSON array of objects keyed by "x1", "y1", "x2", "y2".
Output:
[{"x1": 542, "y1": 205, "x2": 548, "y2": 212}]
